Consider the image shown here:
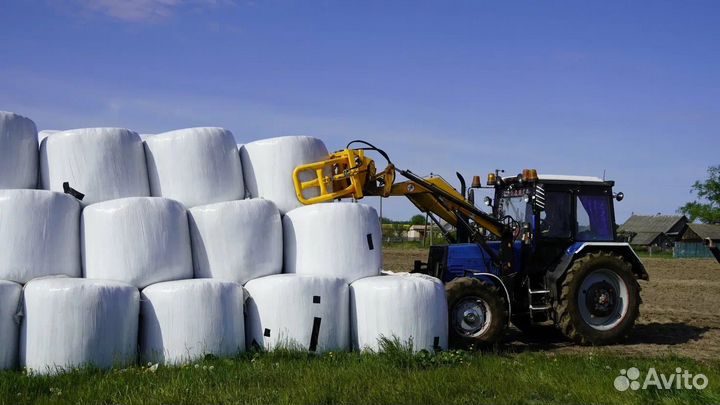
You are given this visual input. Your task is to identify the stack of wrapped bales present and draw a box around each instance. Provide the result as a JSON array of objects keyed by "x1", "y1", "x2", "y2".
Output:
[
  {"x1": 137, "y1": 127, "x2": 252, "y2": 363},
  {"x1": 0, "y1": 111, "x2": 450, "y2": 373}
]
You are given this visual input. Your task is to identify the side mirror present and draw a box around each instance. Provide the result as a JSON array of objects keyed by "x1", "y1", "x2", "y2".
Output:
[
  {"x1": 614, "y1": 192, "x2": 624, "y2": 202},
  {"x1": 483, "y1": 196, "x2": 492, "y2": 207}
]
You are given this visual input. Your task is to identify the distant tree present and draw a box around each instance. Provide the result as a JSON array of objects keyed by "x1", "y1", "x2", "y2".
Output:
[
  {"x1": 679, "y1": 165, "x2": 720, "y2": 224},
  {"x1": 410, "y1": 214, "x2": 427, "y2": 225},
  {"x1": 380, "y1": 217, "x2": 394, "y2": 224}
]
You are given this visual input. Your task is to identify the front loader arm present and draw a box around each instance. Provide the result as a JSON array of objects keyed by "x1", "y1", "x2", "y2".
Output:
[{"x1": 293, "y1": 146, "x2": 515, "y2": 273}]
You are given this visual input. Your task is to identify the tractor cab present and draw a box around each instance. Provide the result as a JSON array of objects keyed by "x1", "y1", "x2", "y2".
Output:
[{"x1": 489, "y1": 173, "x2": 622, "y2": 273}]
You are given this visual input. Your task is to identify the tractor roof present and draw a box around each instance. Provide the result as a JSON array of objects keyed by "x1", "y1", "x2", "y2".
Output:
[
  {"x1": 500, "y1": 174, "x2": 614, "y2": 187},
  {"x1": 538, "y1": 174, "x2": 614, "y2": 187}
]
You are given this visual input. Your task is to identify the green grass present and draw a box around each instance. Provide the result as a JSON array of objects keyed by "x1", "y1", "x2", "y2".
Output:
[{"x1": 1, "y1": 346, "x2": 719, "y2": 405}]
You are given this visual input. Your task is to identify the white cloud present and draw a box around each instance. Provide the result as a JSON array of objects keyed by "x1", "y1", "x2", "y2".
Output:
[{"x1": 76, "y1": 0, "x2": 230, "y2": 22}]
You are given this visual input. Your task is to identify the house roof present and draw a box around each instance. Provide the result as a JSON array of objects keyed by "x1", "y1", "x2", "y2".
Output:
[
  {"x1": 684, "y1": 223, "x2": 720, "y2": 241},
  {"x1": 627, "y1": 232, "x2": 663, "y2": 245},
  {"x1": 619, "y1": 215, "x2": 687, "y2": 234}
]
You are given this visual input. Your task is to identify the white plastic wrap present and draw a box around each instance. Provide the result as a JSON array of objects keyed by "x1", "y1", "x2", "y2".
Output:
[
  {"x1": 0, "y1": 111, "x2": 38, "y2": 189},
  {"x1": 350, "y1": 273, "x2": 448, "y2": 352},
  {"x1": 0, "y1": 281, "x2": 21, "y2": 369},
  {"x1": 20, "y1": 278, "x2": 139, "y2": 374},
  {"x1": 244, "y1": 274, "x2": 349, "y2": 352},
  {"x1": 240, "y1": 136, "x2": 329, "y2": 214},
  {"x1": 144, "y1": 127, "x2": 244, "y2": 208},
  {"x1": 283, "y1": 203, "x2": 382, "y2": 283},
  {"x1": 0, "y1": 190, "x2": 81, "y2": 283},
  {"x1": 39, "y1": 127, "x2": 150, "y2": 205},
  {"x1": 140, "y1": 279, "x2": 245, "y2": 364},
  {"x1": 38, "y1": 130, "x2": 59, "y2": 143},
  {"x1": 82, "y1": 197, "x2": 193, "y2": 288},
  {"x1": 189, "y1": 199, "x2": 282, "y2": 284}
]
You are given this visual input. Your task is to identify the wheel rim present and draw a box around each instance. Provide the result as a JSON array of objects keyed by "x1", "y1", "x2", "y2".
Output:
[
  {"x1": 452, "y1": 296, "x2": 492, "y2": 337},
  {"x1": 577, "y1": 268, "x2": 629, "y2": 331}
]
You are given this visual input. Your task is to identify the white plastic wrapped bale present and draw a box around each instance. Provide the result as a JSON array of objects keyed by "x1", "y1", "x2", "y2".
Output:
[
  {"x1": 245, "y1": 274, "x2": 349, "y2": 352},
  {"x1": 241, "y1": 136, "x2": 329, "y2": 214},
  {"x1": 140, "y1": 279, "x2": 245, "y2": 365},
  {"x1": 39, "y1": 127, "x2": 150, "y2": 205},
  {"x1": 0, "y1": 189, "x2": 81, "y2": 283},
  {"x1": 350, "y1": 273, "x2": 448, "y2": 352},
  {"x1": 144, "y1": 127, "x2": 244, "y2": 208},
  {"x1": 0, "y1": 111, "x2": 38, "y2": 189},
  {"x1": 20, "y1": 278, "x2": 139, "y2": 374},
  {"x1": 0, "y1": 281, "x2": 21, "y2": 369},
  {"x1": 82, "y1": 197, "x2": 193, "y2": 288},
  {"x1": 189, "y1": 199, "x2": 282, "y2": 284},
  {"x1": 283, "y1": 203, "x2": 382, "y2": 284}
]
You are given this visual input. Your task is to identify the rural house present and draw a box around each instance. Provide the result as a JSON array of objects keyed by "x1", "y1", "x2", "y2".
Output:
[
  {"x1": 675, "y1": 223, "x2": 720, "y2": 258},
  {"x1": 618, "y1": 214, "x2": 688, "y2": 250}
]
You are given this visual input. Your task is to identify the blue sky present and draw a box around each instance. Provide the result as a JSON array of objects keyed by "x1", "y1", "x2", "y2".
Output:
[{"x1": 1, "y1": 0, "x2": 717, "y2": 222}]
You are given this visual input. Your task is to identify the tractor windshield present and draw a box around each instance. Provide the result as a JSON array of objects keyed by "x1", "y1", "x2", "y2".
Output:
[{"x1": 497, "y1": 190, "x2": 532, "y2": 224}]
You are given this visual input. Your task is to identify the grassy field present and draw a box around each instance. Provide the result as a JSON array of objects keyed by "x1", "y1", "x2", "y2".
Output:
[{"x1": 1, "y1": 348, "x2": 719, "y2": 405}]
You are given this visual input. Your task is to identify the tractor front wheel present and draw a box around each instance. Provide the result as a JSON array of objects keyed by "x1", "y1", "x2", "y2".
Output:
[
  {"x1": 445, "y1": 277, "x2": 508, "y2": 348},
  {"x1": 555, "y1": 252, "x2": 640, "y2": 345}
]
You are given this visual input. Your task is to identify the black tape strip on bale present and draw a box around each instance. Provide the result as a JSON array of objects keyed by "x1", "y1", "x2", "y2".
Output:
[
  {"x1": 264, "y1": 328, "x2": 271, "y2": 337},
  {"x1": 313, "y1": 295, "x2": 321, "y2": 304},
  {"x1": 366, "y1": 233, "x2": 374, "y2": 250},
  {"x1": 309, "y1": 317, "x2": 322, "y2": 352},
  {"x1": 62, "y1": 182, "x2": 85, "y2": 201},
  {"x1": 433, "y1": 336, "x2": 440, "y2": 351}
]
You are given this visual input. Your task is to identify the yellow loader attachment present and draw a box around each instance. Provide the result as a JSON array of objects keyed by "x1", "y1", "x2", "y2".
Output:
[{"x1": 292, "y1": 148, "x2": 396, "y2": 204}]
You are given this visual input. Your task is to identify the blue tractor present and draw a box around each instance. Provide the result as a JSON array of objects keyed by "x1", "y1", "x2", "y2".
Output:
[{"x1": 293, "y1": 141, "x2": 648, "y2": 346}]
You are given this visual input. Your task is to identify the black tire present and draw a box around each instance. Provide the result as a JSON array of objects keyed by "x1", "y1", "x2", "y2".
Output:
[
  {"x1": 445, "y1": 277, "x2": 508, "y2": 348},
  {"x1": 555, "y1": 252, "x2": 641, "y2": 345}
]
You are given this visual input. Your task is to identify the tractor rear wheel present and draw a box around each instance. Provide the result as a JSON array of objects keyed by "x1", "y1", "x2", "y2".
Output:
[
  {"x1": 445, "y1": 277, "x2": 508, "y2": 348},
  {"x1": 555, "y1": 252, "x2": 640, "y2": 345}
]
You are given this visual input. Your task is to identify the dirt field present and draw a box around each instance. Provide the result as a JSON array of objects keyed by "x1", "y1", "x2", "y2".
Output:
[{"x1": 383, "y1": 247, "x2": 720, "y2": 361}]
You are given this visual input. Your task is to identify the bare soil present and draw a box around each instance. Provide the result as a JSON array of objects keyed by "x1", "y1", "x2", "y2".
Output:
[{"x1": 383, "y1": 248, "x2": 720, "y2": 361}]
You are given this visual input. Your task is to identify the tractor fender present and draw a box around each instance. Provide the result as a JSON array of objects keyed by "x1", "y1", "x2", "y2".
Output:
[
  {"x1": 462, "y1": 271, "x2": 513, "y2": 326},
  {"x1": 546, "y1": 242, "x2": 648, "y2": 299}
]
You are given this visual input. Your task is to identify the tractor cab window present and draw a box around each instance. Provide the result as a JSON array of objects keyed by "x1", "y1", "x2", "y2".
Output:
[
  {"x1": 497, "y1": 189, "x2": 532, "y2": 224},
  {"x1": 576, "y1": 195, "x2": 613, "y2": 241},
  {"x1": 539, "y1": 192, "x2": 572, "y2": 238}
]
